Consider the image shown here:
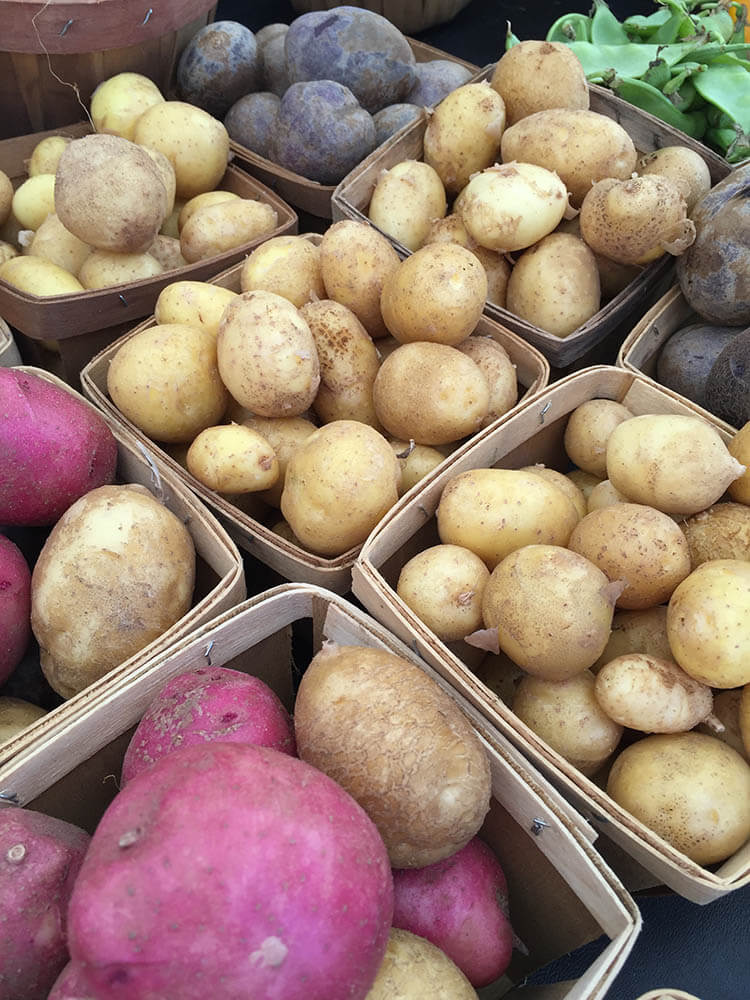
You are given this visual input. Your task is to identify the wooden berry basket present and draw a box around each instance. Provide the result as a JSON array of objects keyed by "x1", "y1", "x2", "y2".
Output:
[
  {"x1": 230, "y1": 37, "x2": 480, "y2": 220},
  {"x1": 351, "y1": 365, "x2": 748, "y2": 905},
  {"x1": 0, "y1": 122, "x2": 298, "y2": 385},
  {"x1": 1, "y1": 0, "x2": 216, "y2": 139},
  {"x1": 289, "y1": 0, "x2": 473, "y2": 35},
  {"x1": 616, "y1": 283, "x2": 738, "y2": 436},
  {"x1": 0, "y1": 366, "x2": 246, "y2": 769},
  {"x1": 0, "y1": 582, "x2": 640, "y2": 1000},
  {"x1": 331, "y1": 80, "x2": 730, "y2": 369},
  {"x1": 79, "y1": 243, "x2": 550, "y2": 595},
  {"x1": 0, "y1": 315, "x2": 21, "y2": 365}
]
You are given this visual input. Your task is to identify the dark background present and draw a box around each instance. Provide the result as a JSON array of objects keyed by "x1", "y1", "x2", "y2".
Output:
[{"x1": 212, "y1": 1, "x2": 750, "y2": 997}]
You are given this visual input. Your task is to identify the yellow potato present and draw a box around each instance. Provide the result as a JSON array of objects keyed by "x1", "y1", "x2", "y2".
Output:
[
  {"x1": 12, "y1": 174, "x2": 56, "y2": 230},
  {"x1": 728, "y1": 422, "x2": 750, "y2": 504},
  {"x1": 490, "y1": 39, "x2": 589, "y2": 125},
  {"x1": 0, "y1": 255, "x2": 83, "y2": 296},
  {"x1": 458, "y1": 337, "x2": 518, "y2": 427},
  {"x1": 567, "y1": 468, "x2": 603, "y2": 499},
  {"x1": 366, "y1": 928, "x2": 478, "y2": 999},
  {"x1": 436, "y1": 467, "x2": 580, "y2": 569},
  {"x1": 27, "y1": 214, "x2": 91, "y2": 276},
  {"x1": 91, "y1": 71, "x2": 165, "y2": 141},
  {"x1": 697, "y1": 689, "x2": 747, "y2": 760},
  {"x1": 0, "y1": 697, "x2": 47, "y2": 745},
  {"x1": 180, "y1": 198, "x2": 278, "y2": 263},
  {"x1": 147, "y1": 234, "x2": 186, "y2": 272},
  {"x1": 586, "y1": 478, "x2": 629, "y2": 512},
  {"x1": 78, "y1": 250, "x2": 163, "y2": 289},
  {"x1": 563, "y1": 398, "x2": 634, "y2": 478},
  {"x1": 0, "y1": 241, "x2": 18, "y2": 265},
  {"x1": 217, "y1": 291, "x2": 320, "y2": 418},
  {"x1": 740, "y1": 686, "x2": 750, "y2": 758},
  {"x1": 178, "y1": 191, "x2": 240, "y2": 232},
  {"x1": 160, "y1": 200, "x2": 184, "y2": 239},
  {"x1": 592, "y1": 606, "x2": 672, "y2": 671},
  {"x1": 186, "y1": 424, "x2": 279, "y2": 494},
  {"x1": 237, "y1": 414, "x2": 317, "y2": 507},
  {"x1": 154, "y1": 280, "x2": 238, "y2": 341},
  {"x1": 141, "y1": 147, "x2": 177, "y2": 218},
  {"x1": 107, "y1": 323, "x2": 229, "y2": 443},
  {"x1": 636, "y1": 146, "x2": 711, "y2": 215},
  {"x1": 0, "y1": 169, "x2": 14, "y2": 225},
  {"x1": 368, "y1": 159, "x2": 447, "y2": 252},
  {"x1": 520, "y1": 464, "x2": 586, "y2": 519},
  {"x1": 240, "y1": 235, "x2": 325, "y2": 307},
  {"x1": 389, "y1": 440, "x2": 445, "y2": 494},
  {"x1": 680, "y1": 502, "x2": 750, "y2": 567},
  {"x1": 27, "y1": 136, "x2": 70, "y2": 177}
]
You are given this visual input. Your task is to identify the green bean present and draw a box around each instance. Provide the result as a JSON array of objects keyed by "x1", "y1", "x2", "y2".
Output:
[
  {"x1": 669, "y1": 75, "x2": 698, "y2": 109},
  {"x1": 650, "y1": 0, "x2": 696, "y2": 43},
  {"x1": 623, "y1": 10, "x2": 674, "y2": 39},
  {"x1": 642, "y1": 57, "x2": 672, "y2": 88},
  {"x1": 612, "y1": 76, "x2": 708, "y2": 137},
  {"x1": 567, "y1": 40, "x2": 701, "y2": 78},
  {"x1": 591, "y1": 0, "x2": 631, "y2": 44},
  {"x1": 694, "y1": 6, "x2": 736, "y2": 42},
  {"x1": 546, "y1": 12, "x2": 592, "y2": 43},
  {"x1": 693, "y1": 61, "x2": 750, "y2": 129}
]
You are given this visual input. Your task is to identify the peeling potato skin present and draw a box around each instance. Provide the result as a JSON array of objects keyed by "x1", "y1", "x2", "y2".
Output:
[{"x1": 293, "y1": 644, "x2": 492, "y2": 868}]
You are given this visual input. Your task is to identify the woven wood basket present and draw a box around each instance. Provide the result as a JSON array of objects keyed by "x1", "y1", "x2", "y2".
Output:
[
  {"x1": 289, "y1": 0, "x2": 472, "y2": 34},
  {"x1": 0, "y1": 315, "x2": 21, "y2": 365}
]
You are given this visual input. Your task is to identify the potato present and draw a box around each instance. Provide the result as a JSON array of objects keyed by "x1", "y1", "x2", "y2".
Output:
[
  {"x1": 241, "y1": 235, "x2": 325, "y2": 307},
  {"x1": 159, "y1": 200, "x2": 183, "y2": 238},
  {"x1": 607, "y1": 732, "x2": 750, "y2": 865},
  {"x1": 436, "y1": 468, "x2": 580, "y2": 569},
  {"x1": 368, "y1": 159, "x2": 447, "y2": 251},
  {"x1": 512, "y1": 671, "x2": 623, "y2": 775},
  {"x1": 0, "y1": 255, "x2": 83, "y2": 296},
  {"x1": 501, "y1": 109, "x2": 637, "y2": 209},
  {"x1": 741, "y1": 686, "x2": 750, "y2": 758},
  {"x1": 698, "y1": 689, "x2": 747, "y2": 759},
  {"x1": 423, "y1": 82, "x2": 506, "y2": 196},
  {"x1": 224, "y1": 91, "x2": 280, "y2": 159},
  {"x1": 107, "y1": 323, "x2": 228, "y2": 443},
  {"x1": 0, "y1": 170, "x2": 11, "y2": 227},
  {"x1": 366, "y1": 928, "x2": 478, "y2": 999},
  {"x1": 319, "y1": 219, "x2": 400, "y2": 339},
  {"x1": 178, "y1": 190, "x2": 240, "y2": 232},
  {"x1": 458, "y1": 337, "x2": 518, "y2": 427},
  {"x1": 490, "y1": 39, "x2": 589, "y2": 125},
  {"x1": 12, "y1": 173, "x2": 56, "y2": 230},
  {"x1": 729, "y1": 423, "x2": 750, "y2": 504},
  {"x1": 133, "y1": 100, "x2": 230, "y2": 200},
  {"x1": 154, "y1": 280, "x2": 237, "y2": 341},
  {"x1": 580, "y1": 174, "x2": 695, "y2": 266},
  {"x1": 458, "y1": 162, "x2": 569, "y2": 253},
  {"x1": 520, "y1": 464, "x2": 587, "y2": 518},
  {"x1": 147, "y1": 234, "x2": 185, "y2": 271},
  {"x1": 0, "y1": 240, "x2": 17, "y2": 265},
  {"x1": 0, "y1": 696, "x2": 47, "y2": 744},
  {"x1": 563, "y1": 398, "x2": 634, "y2": 478},
  {"x1": 280, "y1": 421, "x2": 401, "y2": 556},
  {"x1": 78, "y1": 249, "x2": 163, "y2": 289},
  {"x1": 396, "y1": 543, "x2": 490, "y2": 643},
  {"x1": 567, "y1": 468, "x2": 603, "y2": 499},
  {"x1": 680, "y1": 502, "x2": 750, "y2": 567},
  {"x1": 637, "y1": 146, "x2": 711, "y2": 215},
  {"x1": 595, "y1": 654, "x2": 713, "y2": 733},
  {"x1": 90, "y1": 71, "x2": 164, "y2": 141},
  {"x1": 299, "y1": 299, "x2": 381, "y2": 427},
  {"x1": 705, "y1": 329, "x2": 750, "y2": 427},
  {"x1": 381, "y1": 243, "x2": 487, "y2": 346},
  {"x1": 186, "y1": 424, "x2": 279, "y2": 494},
  {"x1": 256, "y1": 23, "x2": 290, "y2": 96},
  {"x1": 586, "y1": 478, "x2": 629, "y2": 512},
  {"x1": 605, "y1": 413, "x2": 745, "y2": 516},
  {"x1": 176, "y1": 21, "x2": 259, "y2": 119},
  {"x1": 406, "y1": 59, "x2": 474, "y2": 107},
  {"x1": 373, "y1": 342, "x2": 489, "y2": 446},
  {"x1": 180, "y1": 198, "x2": 278, "y2": 263},
  {"x1": 390, "y1": 439, "x2": 445, "y2": 494},
  {"x1": 217, "y1": 291, "x2": 320, "y2": 418},
  {"x1": 27, "y1": 214, "x2": 90, "y2": 276},
  {"x1": 667, "y1": 559, "x2": 750, "y2": 688},
  {"x1": 592, "y1": 606, "x2": 672, "y2": 671},
  {"x1": 236, "y1": 414, "x2": 317, "y2": 507},
  {"x1": 656, "y1": 321, "x2": 741, "y2": 410},
  {"x1": 423, "y1": 216, "x2": 517, "y2": 305},
  {"x1": 568, "y1": 503, "x2": 691, "y2": 610},
  {"x1": 27, "y1": 136, "x2": 70, "y2": 177},
  {"x1": 31, "y1": 484, "x2": 195, "y2": 697},
  {"x1": 482, "y1": 544, "x2": 620, "y2": 680},
  {"x1": 506, "y1": 232, "x2": 600, "y2": 337},
  {"x1": 0, "y1": 533, "x2": 31, "y2": 684},
  {"x1": 372, "y1": 103, "x2": 423, "y2": 144},
  {"x1": 293, "y1": 643, "x2": 491, "y2": 867}
]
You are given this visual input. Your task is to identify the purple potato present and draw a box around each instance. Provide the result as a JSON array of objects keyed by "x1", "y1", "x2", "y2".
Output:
[
  {"x1": 372, "y1": 104, "x2": 424, "y2": 146},
  {"x1": 225, "y1": 92, "x2": 281, "y2": 159},
  {"x1": 405, "y1": 60, "x2": 475, "y2": 107},
  {"x1": 256, "y1": 23, "x2": 291, "y2": 97},
  {"x1": 177, "y1": 21, "x2": 259, "y2": 119}
]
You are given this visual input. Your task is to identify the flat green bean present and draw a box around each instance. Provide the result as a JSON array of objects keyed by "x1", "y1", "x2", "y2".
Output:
[
  {"x1": 693, "y1": 61, "x2": 750, "y2": 129},
  {"x1": 612, "y1": 76, "x2": 708, "y2": 137},
  {"x1": 546, "y1": 12, "x2": 592, "y2": 43},
  {"x1": 622, "y1": 10, "x2": 674, "y2": 39},
  {"x1": 567, "y1": 40, "x2": 702, "y2": 78},
  {"x1": 591, "y1": 0, "x2": 632, "y2": 44}
]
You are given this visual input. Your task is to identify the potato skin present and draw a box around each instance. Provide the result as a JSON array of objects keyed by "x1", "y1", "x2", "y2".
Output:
[
  {"x1": 490, "y1": 40, "x2": 589, "y2": 125},
  {"x1": 176, "y1": 21, "x2": 259, "y2": 119},
  {"x1": 179, "y1": 198, "x2": 278, "y2": 263},
  {"x1": 186, "y1": 424, "x2": 279, "y2": 494},
  {"x1": 241, "y1": 235, "x2": 325, "y2": 308},
  {"x1": 369, "y1": 159, "x2": 447, "y2": 252},
  {"x1": 564, "y1": 398, "x2": 634, "y2": 478},
  {"x1": 680, "y1": 502, "x2": 750, "y2": 567},
  {"x1": 293, "y1": 644, "x2": 491, "y2": 868},
  {"x1": 367, "y1": 928, "x2": 478, "y2": 999}
]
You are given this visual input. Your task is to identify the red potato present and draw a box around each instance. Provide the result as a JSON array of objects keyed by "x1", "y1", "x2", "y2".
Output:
[
  {"x1": 120, "y1": 666, "x2": 296, "y2": 785},
  {"x1": 0, "y1": 807, "x2": 90, "y2": 1000},
  {"x1": 0, "y1": 368, "x2": 117, "y2": 526},
  {"x1": 62, "y1": 742, "x2": 393, "y2": 1000},
  {"x1": 0, "y1": 533, "x2": 31, "y2": 684},
  {"x1": 391, "y1": 836, "x2": 514, "y2": 988}
]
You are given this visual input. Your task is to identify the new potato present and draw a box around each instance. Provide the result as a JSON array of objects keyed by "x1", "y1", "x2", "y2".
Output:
[
  {"x1": 12, "y1": 174, "x2": 56, "y2": 231},
  {"x1": 236, "y1": 414, "x2": 316, "y2": 507},
  {"x1": 186, "y1": 424, "x2": 278, "y2": 494},
  {"x1": 490, "y1": 39, "x2": 589, "y2": 125},
  {"x1": 564, "y1": 398, "x2": 634, "y2": 478},
  {"x1": 179, "y1": 198, "x2": 278, "y2": 263},
  {"x1": 368, "y1": 160, "x2": 447, "y2": 252},
  {"x1": 0, "y1": 255, "x2": 84, "y2": 296},
  {"x1": 90, "y1": 71, "x2": 165, "y2": 141},
  {"x1": 241, "y1": 235, "x2": 325, "y2": 307},
  {"x1": 78, "y1": 250, "x2": 163, "y2": 289},
  {"x1": 457, "y1": 337, "x2": 517, "y2": 427},
  {"x1": 28, "y1": 214, "x2": 91, "y2": 276},
  {"x1": 154, "y1": 280, "x2": 238, "y2": 340}
]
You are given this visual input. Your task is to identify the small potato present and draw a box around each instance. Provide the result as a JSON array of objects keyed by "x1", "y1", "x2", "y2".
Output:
[
  {"x1": 390, "y1": 440, "x2": 445, "y2": 494},
  {"x1": 741, "y1": 686, "x2": 750, "y2": 758},
  {"x1": 299, "y1": 299, "x2": 380, "y2": 427},
  {"x1": 482, "y1": 544, "x2": 620, "y2": 680},
  {"x1": 396, "y1": 543, "x2": 490, "y2": 643},
  {"x1": 12, "y1": 174, "x2": 56, "y2": 231},
  {"x1": 606, "y1": 413, "x2": 745, "y2": 516},
  {"x1": 0, "y1": 171, "x2": 11, "y2": 227},
  {"x1": 319, "y1": 219, "x2": 400, "y2": 339},
  {"x1": 180, "y1": 198, "x2": 278, "y2": 263},
  {"x1": 154, "y1": 280, "x2": 238, "y2": 341},
  {"x1": 637, "y1": 146, "x2": 711, "y2": 215},
  {"x1": 564, "y1": 398, "x2": 634, "y2": 478},
  {"x1": 160, "y1": 200, "x2": 184, "y2": 238},
  {"x1": 567, "y1": 468, "x2": 603, "y2": 499},
  {"x1": 241, "y1": 235, "x2": 325, "y2": 307},
  {"x1": 366, "y1": 928, "x2": 478, "y2": 999},
  {"x1": 595, "y1": 653, "x2": 713, "y2": 733},
  {"x1": 592, "y1": 606, "x2": 672, "y2": 671},
  {"x1": 698, "y1": 689, "x2": 747, "y2": 759},
  {"x1": 280, "y1": 420, "x2": 401, "y2": 556},
  {"x1": 490, "y1": 39, "x2": 589, "y2": 125},
  {"x1": 27, "y1": 136, "x2": 70, "y2": 177},
  {"x1": 520, "y1": 464, "x2": 586, "y2": 519},
  {"x1": 607, "y1": 732, "x2": 750, "y2": 865},
  {"x1": 569, "y1": 503, "x2": 691, "y2": 610},
  {"x1": 186, "y1": 424, "x2": 279, "y2": 494},
  {"x1": 373, "y1": 342, "x2": 489, "y2": 446},
  {"x1": 680, "y1": 502, "x2": 750, "y2": 567},
  {"x1": 0, "y1": 241, "x2": 18, "y2": 265},
  {"x1": 78, "y1": 250, "x2": 163, "y2": 289},
  {"x1": 458, "y1": 337, "x2": 518, "y2": 427},
  {"x1": 224, "y1": 92, "x2": 280, "y2": 159},
  {"x1": 368, "y1": 159, "x2": 447, "y2": 252},
  {"x1": 217, "y1": 291, "x2": 320, "y2": 418},
  {"x1": 512, "y1": 671, "x2": 623, "y2": 775},
  {"x1": 380, "y1": 243, "x2": 487, "y2": 346},
  {"x1": 28, "y1": 214, "x2": 91, "y2": 275},
  {"x1": 237, "y1": 414, "x2": 317, "y2": 507},
  {"x1": 473, "y1": 650, "x2": 525, "y2": 705},
  {"x1": 458, "y1": 162, "x2": 569, "y2": 253},
  {"x1": 178, "y1": 190, "x2": 240, "y2": 232},
  {"x1": 586, "y1": 479, "x2": 629, "y2": 512},
  {"x1": 107, "y1": 323, "x2": 229, "y2": 443},
  {"x1": 423, "y1": 81, "x2": 506, "y2": 196},
  {"x1": 91, "y1": 71, "x2": 164, "y2": 140},
  {"x1": 436, "y1": 467, "x2": 580, "y2": 569},
  {"x1": 0, "y1": 255, "x2": 83, "y2": 296},
  {"x1": 147, "y1": 234, "x2": 186, "y2": 271},
  {"x1": 0, "y1": 697, "x2": 47, "y2": 745},
  {"x1": 728, "y1": 422, "x2": 750, "y2": 505}
]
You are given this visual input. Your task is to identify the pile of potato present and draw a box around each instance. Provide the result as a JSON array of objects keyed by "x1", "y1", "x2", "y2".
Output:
[
  {"x1": 395, "y1": 399, "x2": 750, "y2": 868},
  {"x1": 104, "y1": 221, "x2": 522, "y2": 558},
  {"x1": 366, "y1": 39, "x2": 712, "y2": 340},
  {"x1": 0, "y1": 85, "x2": 279, "y2": 297}
]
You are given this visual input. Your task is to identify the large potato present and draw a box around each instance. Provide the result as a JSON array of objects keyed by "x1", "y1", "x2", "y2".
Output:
[
  {"x1": 180, "y1": 198, "x2": 278, "y2": 263},
  {"x1": 293, "y1": 643, "x2": 491, "y2": 867},
  {"x1": 280, "y1": 421, "x2": 401, "y2": 556},
  {"x1": 490, "y1": 40, "x2": 589, "y2": 125},
  {"x1": 217, "y1": 291, "x2": 320, "y2": 417},
  {"x1": 90, "y1": 72, "x2": 165, "y2": 141},
  {"x1": 368, "y1": 160, "x2": 447, "y2": 252},
  {"x1": 31, "y1": 484, "x2": 195, "y2": 697},
  {"x1": 176, "y1": 21, "x2": 259, "y2": 119},
  {"x1": 0, "y1": 255, "x2": 83, "y2": 296}
]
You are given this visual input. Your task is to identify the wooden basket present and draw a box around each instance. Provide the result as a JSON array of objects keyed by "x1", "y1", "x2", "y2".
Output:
[
  {"x1": 0, "y1": 122, "x2": 298, "y2": 384},
  {"x1": 0, "y1": 582, "x2": 640, "y2": 1000},
  {"x1": 0, "y1": 366, "x2": 246, "y2": 768},
  {"x1": 1, "y1": 0, "x2": 216, "y2": 139},
  {"x1": 230, "y1": 37, "x2": 479, "y2": 220},
  {"x1": 351, "y1": 365, "x2": 749, "y2": 905},
  {"x1": 0, "y1": 314, "x2": 21, "y2": 365},
  {"x1": 289, "y1": 0, "x2": 472, "y2": 34},
  {"x1": 616, "y1": 284, "x2": 738, "y2": 436},
  {"x1": 79, "y1": 247, "x2": 550, "y2": 595},
  {"x1": 331, "y1": 80, "x2": 731, "y2": 369}
]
